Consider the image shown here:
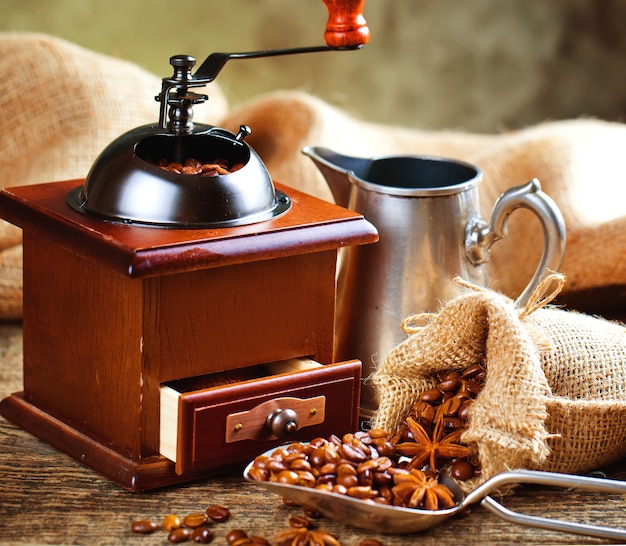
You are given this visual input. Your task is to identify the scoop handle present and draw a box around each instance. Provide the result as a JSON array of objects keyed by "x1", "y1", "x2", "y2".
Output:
[
  {"x1": 323, "y1": 0, "x2": 370, "y2": 47},
  {"x1": 467, "y1": 469, "x2": 626, "y2": 541}
]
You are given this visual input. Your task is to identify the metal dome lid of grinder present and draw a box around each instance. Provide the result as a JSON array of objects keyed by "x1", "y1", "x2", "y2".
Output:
[{"x1": 66, "y1": 0, "x2": 370, "y2": 229}]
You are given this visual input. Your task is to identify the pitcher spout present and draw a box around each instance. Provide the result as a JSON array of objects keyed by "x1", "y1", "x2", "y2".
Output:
[{"x1": 302, "y1": 146, "x2": 370, "y2": 207}]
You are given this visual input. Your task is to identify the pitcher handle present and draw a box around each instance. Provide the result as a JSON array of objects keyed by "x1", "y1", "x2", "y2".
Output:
[{"x1": 465, "y1": 178, "x2": 566, "y2": 307}]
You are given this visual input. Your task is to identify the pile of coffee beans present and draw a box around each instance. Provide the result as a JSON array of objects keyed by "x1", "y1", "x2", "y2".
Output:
[
  {"x1": 399, "y1": 360, "x2": 486, "y2": 481},
  {"x1": 248, "y1": 428, "x2": 456, "y2": 511}
]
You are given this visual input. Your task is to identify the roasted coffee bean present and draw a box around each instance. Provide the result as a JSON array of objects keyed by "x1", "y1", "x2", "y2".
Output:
[
  {"x1": 309, "y1": 447, "x2": 326, "y2": 467},
  {"x1": 344, "y1": 432, "x2": 370, "y2": 453},
  {"x1": 419, "y1": 388, "x2": 443, "y2": 403},
  {"x1": 131, "y1": 519, "x2": 159, "y2": 534},
  {"x1": 347, "y1": 485, "x2": 373, "y2": 499},
  {"x1": 451, "y1": 460, "x2": 475, "y2": 481},
  {"x1": 372, "y1": 470, "x2": 393, "y2": 487},
  {"x1": 288, "y1": 515, "x2": 311, "y2": 529},
  {"x1": 319, "y1": 462, "x2": 338, "y2": 475},
  {"x1": 191, "y1": 526, "x2": 214, "y2": 543},
  {"x1": 358, "y1": 467, "x2": 374, "y2": 487},
  {"x1": 247, "y1": 465, "x2": 269, "y2": 482},
  {"x1": 339, "y1": 442, "x2": 368, "y2": 463},
  {"x1": 461, "y1": 362, "x2": 485, "y2": 380},
  {"x1": 275, "y1": 469, "x2": 299, "y2": 484},
  {"x1": 316, "y1": 474, "x2": 337, "y2": 487},
  {"x1": 337, "y1": 473, "x2": 359, "y2": 488},
  {"x1": 371, "y1": 438, "x2": 396, "y2": 458},
  {"x1": 226, "y1": 529, "x2": 249, "y2": 544},
  {"x1": 437, "y1": 370, "x2": 461, "y2": 392},
  {"x1": 441, "y1": 396, "x2": 462, "y2": 417},
  {"x1": 328, "y1": 434, "x2": 343, "y2": 447},
  {"x1": 337, "y1": 462, "x2": 357, "y2": 476},
  {"x1": 458, "y1": 399, "x2": 473, "y2": 421},
  {"x1": 205, "y1": 504, "x2": 231, "y2": 522},
  {"x1": 296, "y1": 471, "x2": 317, "y2": 487},
  {"x1": 331, "y1": 483, "x2": 348, "y2": 495},
  {"x1": 411, "y1": 400, "x2": 436, "y2": 424},
  {"x1": 184, "y1": 513, "x2": 209, "y2": 528},
  {"x1": 367, "y1": 428, "x2": 389, "y2": 439},
  {"x1": 163, "y1": 514, "x2": 183, "y2": 531},
  {"x1": 463, "y1": 378, "x2": 485, "y2": 395},
  {"x1": 372, "y1": 457, "x2": 393, "y2": 472},
  {"x1": 442, "y1": 416, "x2": 463, "y2": 430},
  {"x1": 168, "y1": 527, "x2": 192, "y2": 543},
  {"x1": 266, "y1": 459, "x2": 288, "y2": 473},
  {"x1": 324, "y1": 447, "x2": 341, "y2": 464},
  {"x1": 282, "y1": 450, "x2": 306, "y2": 465},
  {"x1": 289, "y1": 458, "x2": 312, "y2": 472}
]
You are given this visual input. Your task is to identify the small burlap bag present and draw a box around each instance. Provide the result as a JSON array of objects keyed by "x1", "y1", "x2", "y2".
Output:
[
  {"x1": 0, "y1": 32, "x2": 228, "y2": 319},
  {"x1": 369, "y1": 274, "x2": 626, "y2": 492}
]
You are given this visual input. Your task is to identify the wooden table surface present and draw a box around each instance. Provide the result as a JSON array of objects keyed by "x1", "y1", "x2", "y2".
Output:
[{"x1": 1, "y1": 321, "x2": 626, "y2": 546}]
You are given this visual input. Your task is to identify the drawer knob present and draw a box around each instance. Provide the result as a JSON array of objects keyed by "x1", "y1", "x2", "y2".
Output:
[{"x1": 266, "y1": 408, "x2": 299, "y2": 438}]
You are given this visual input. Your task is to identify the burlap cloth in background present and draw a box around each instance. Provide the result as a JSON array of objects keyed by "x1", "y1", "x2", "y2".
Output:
[
  {"x1": 0, "y1": 32, "x2": 625, "y2": 319},
  {"x1": 0, "y1": 33, "x2": 228, "y2": 318},
  {"x1": 369, "y1": 274, "x2": 626, "y2": 492},
  {"x1": 220, "y1": 91, "x2": 626, "y2": 314}
]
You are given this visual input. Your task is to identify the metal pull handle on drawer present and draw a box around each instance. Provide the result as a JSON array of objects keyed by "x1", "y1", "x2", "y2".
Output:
[
  {"x1": 225, "y1": 396, "x2": 326, "y2": 443},
  {"x1": 266, "y1": 408, "x2": 299, "y2": 438}
]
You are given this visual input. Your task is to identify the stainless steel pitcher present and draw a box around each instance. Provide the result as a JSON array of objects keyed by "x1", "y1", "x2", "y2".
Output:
[{"x1": 302, "y1": 146, "x2": 566, "y2": 419}]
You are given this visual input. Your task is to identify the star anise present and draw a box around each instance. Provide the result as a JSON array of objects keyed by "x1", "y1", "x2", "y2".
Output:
[
  {"x1": 274, "y1": 526, "x2": 341, "y2": 546},
  {"x1": 395, "y1": 416, "x2": 471, "y2": 472},
  {"x1": 391, "y1": 468, "x2": 457, "y2": 510}
]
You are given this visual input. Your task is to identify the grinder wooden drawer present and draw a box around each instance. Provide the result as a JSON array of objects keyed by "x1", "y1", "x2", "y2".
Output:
[{"x1": 160, "y1": 358, "x2": 361, "y2": 475}]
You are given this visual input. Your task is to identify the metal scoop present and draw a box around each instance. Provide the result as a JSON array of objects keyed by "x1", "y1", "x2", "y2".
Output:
[{"x1": 243, "y1": 453, "x2": 626, "y2": 539}]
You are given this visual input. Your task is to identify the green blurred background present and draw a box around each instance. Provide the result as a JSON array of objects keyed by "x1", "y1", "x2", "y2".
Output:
[{"x1": 3, "y1": 0, "x2": 625, "y2": 132}]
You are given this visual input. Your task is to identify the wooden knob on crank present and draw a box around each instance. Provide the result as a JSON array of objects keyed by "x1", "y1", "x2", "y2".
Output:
[{"x1": 323, "y1": 0, "x2": 370, "y2": 48}]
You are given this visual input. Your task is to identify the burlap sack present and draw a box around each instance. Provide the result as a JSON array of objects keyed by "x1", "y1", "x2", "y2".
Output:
[
  {"x1": 0, "y1": 32, "x2": 228, "y2": 318},
  {"x1": 222, "y1": 90, "x2": 626, "y2": 313},
  {"x1": 369, "y1": 274, "x2": 626, "y2": 492}
]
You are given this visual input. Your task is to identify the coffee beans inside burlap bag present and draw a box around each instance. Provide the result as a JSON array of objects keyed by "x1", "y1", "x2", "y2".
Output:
[{"x1": 369, "y1": 272, "x2": 626, "y2": 493}]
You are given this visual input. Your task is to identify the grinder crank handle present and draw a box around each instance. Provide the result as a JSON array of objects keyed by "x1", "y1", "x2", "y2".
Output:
[
  {"x1": 192, "y1": 0, "x2": 370, "y2": 83},
  {"x1": 158, "y1": 0, "x2": 369, "y2": 126}
]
